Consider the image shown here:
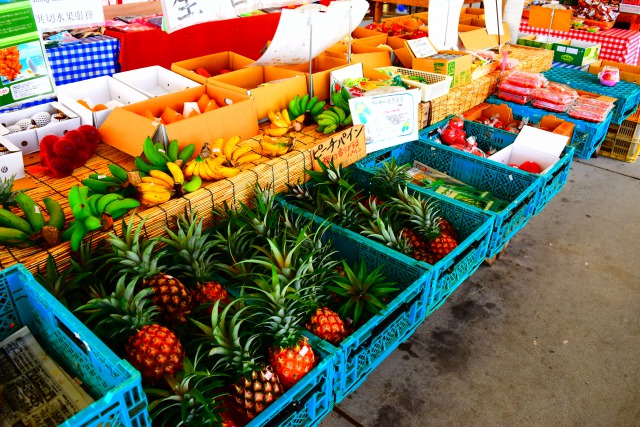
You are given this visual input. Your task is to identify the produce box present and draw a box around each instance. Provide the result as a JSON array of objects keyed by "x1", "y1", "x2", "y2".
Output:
[
  {"x1": 207, "y1": 66, "x2": 307, "y2": 121},
  {"x1": 600, "y1": 119, "x2": 640, "y2": 163},
  {"x1": 275, "y1": 55, "x2": 348, "y2": 102},
  {"x1": 323, "y1": 43, "x2": 392, "y2": 70},
  {"x1": 0, "y1": 264, "x2": 150, "y2": 426},
  {"x1": 170, "y1": 51, "x2": 254, "y2": 85},
  {"x1": 0, "y1": 101, "x2": 80, "y2": 154},
  {"x1": 544, "y1": 66, "x2": 640, "y2": 124},
  {"x1": 588, "y1": 60, "x2": 640, "y2": 84},
  {"x1": 351, "y1": 26, "x2": 387, "y2": 46},
  {"x1": 0, "y1": 134, "x2": 25, "y2": 179},
  {"x1": 57, "y1": 76, "x2": 149, "y2": 127},
  {"x1": 376, "y1": 66, "x2": 452, "y2": 102},
  {"x1": 517, "y1": 34, "x2": 571, "y2": 50},
  {"x1": 552, "y1": 40, "x2": 601, "y2": 66},
  {"x1": 410, "y1": 50, "x2": 473, "y2": 88},
  {"x1": 112, "y1": 65, "x2": 200, "y2": 98},
  {"x1": 99, "y1": 84, "x2": 259, "y2": 157}
]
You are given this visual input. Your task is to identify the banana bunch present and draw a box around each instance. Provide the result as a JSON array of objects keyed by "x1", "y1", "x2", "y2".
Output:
[
  {"x1": 316, "y1": 106, "x2": 353, "y2": 135},
  {"x1": 0, "y1": 193, "x2": 65, "y2": 248},
  {"x1": 63, "y1": 185, "x2": 141, "y2": 251},
  {"x1": 289, "y1": 94, "x2": 326, "y2": 124},
  {"x1": 265, "y1": 109, "x2": 303, "y2": 137},
  {"x1": 135, "y1": 161, "x2": 201, "y2": 206},
  {"x1": 135, "y1": 138, "x2": 196, "y2": 173},
  {"x1": 330, "y1": 87, "x2": 352, "y2": 116},
  {"x1": 260, "y1": 135, "x2": 295, "y2": 158},
  {"x1": 184, "y1": 138, "x2": 250, "y2": 181}
]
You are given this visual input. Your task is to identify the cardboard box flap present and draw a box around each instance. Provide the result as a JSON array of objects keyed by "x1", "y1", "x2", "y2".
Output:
[
  {"x1": 459, "y1": 23, "x2": 511, "y2": 50},
  {"x1": 512, "y1": 125, "x2": 568, "y2": 156},
  {"x1": 528, "y1": 6, "x2": 573, "y2": 31},
  {"x1": 99, "y1": 107, "x2": 154, "y2": 157}
]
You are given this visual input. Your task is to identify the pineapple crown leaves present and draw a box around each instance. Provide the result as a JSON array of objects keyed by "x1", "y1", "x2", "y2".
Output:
[
  {"x1": 361, "y1": 217, "x2": 412, "y2": 256},
  {"x1": 326, "y1": 259, "x2": 398, "y2": 327},
  {"x1": 306, "y1": 157, "x2": 353, "y2": 191},
  {"x1": 357, "y1": 195, "x2": 383, "y2": 222},
  {"x1": 320, "y1": 186, "x2": 361, "y2": 228},
  {"x1": 76, "y1": 275, "x2": 158, "y2": 342},
  {"x1": 210, "y1": 223, "x2": 259, "y2": 278},
  {"x1": 35, "y1": 255, "x2": 90, "y2": 309},
  {"x1": 389, "y1": 187, "x2": 443, "y2": 240},
  {"x1": 370, "y1": 158, "x2": 411, "y2": 198},
  {"x1": 0, "y1": 174, "x2": 25, "y2": 209}
]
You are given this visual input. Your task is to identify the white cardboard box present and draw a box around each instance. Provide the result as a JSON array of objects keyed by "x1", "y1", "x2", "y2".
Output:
[
  {"x1": 488, "y1": 125, "x2": 569, "y2": 174},
  {"x1": 0, "y1": 131, "x2": 26, "y2": 180},
  {"x1": 113, "y1": 66, "x2": 201, "y2": 98},
  {"x1": 57, "y1": 76, "x2": 149, "y2": 127},
  {"x1": 0, "y1": 102, "x2": 80, "y2": 154}
]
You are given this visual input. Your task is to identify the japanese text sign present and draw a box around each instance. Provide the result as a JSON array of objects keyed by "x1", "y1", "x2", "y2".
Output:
[
  {"x1": 311, "y1": 124, "x2": 366, "y2": 171},
  {"x1": 30, "y1": 0, "x2": 104, "y2": 32}
]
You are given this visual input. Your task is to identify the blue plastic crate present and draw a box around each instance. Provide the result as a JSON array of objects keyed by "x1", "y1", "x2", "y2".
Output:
[
  {"x1": 248, "y1": 333, "x2": 335, "y2": 427},
  {"x1": 354, "y1": 138, "x2": 539, "y2": 259},
  {"x1": 533, "y1": 145, "x2": 575, "y2": 215},
  {"x1": 0, "y1": 264, "x2": 150, "y2": 427},
  {"x1": 543, "y1": 67, "x2": 640, "y2": 125},
  {"x1": 485, "y1": 95, "x2": 613, "y2": 159}
]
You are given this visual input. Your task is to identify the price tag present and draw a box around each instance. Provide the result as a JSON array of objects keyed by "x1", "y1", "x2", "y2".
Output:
[
  {"x1": 97, "y1": 174, "x2": 107, "y2": 179},
  {"x1": 406, "y1": 37, "x2": 438, "y2": 59},
  {"x1": 311, "y1": 125, "x2": 366, "y2": 172},
  {"x1": 299, "y1": 346, "x2": 309, "y2": 357}
]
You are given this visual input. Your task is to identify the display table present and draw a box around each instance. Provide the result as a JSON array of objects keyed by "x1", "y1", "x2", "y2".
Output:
[
  {"x1": 104, "y1": 13, "x2": 281, "y2": 71},
  {"x1": 519, "y1": 20, "x2": 640, "y2": 65},
  {"x1": 46, "y1": 35, "x2": 121, "y2": 86}
]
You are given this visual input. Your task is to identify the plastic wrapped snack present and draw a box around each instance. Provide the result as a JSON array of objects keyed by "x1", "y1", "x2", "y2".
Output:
[
  {"x1": 498, "y1": 90, "x2": 533, "y2": 105},
  {"x1": 498, "y1": 81, "x2": 537, "y2": 97},
  {"x1": 503, "y1": 70, "x2": 548, "y2": 89},
  {"x1": 532, "y1": 99, "x2": 572, "y2": 113},
  {"x1": 568, "y1": 96, "x2": 615, "y2": 122},
  {"x1": 533, "y1": 83, "x2": 579, "y2": 105}
]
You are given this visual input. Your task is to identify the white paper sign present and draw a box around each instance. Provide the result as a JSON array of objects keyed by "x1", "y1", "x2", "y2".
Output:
[
  {"x1": 484, "y1": 0, "x2": 505, "y2": 36},
  {"x1": 428, "y1": 0, "x2": 464, "y2": 51},
  {"x1": 31, "y1": 0, "x2": 104, "y2": 31},
  {"x1": 349, "y1": 88, "x2": 421, "y2": 153},
  {"x1": 406, "y1": 37, "x2": 437, "y2": 58}
]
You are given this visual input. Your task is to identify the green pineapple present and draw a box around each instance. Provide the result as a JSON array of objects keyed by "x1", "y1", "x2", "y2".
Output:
[{"x1": 370, "y1": 158, "x2": 411, "y2": 199}]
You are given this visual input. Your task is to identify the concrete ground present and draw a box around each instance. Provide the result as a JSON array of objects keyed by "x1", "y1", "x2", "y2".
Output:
[{"x1": 319, "y1": 154, "x2": 640, "y2": 426}]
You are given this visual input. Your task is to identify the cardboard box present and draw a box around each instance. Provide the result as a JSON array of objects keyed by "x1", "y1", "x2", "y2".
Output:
[
  {"x1": 113, "y1": 66, "x2": 201, "y2": 98},
  {"x1": 323, "y1": 43, "x2": 392, "y2": 70},
  {"x1": 57, "y1": 76, "x2": 149, "y2": 128},
  {"x1": 538, "y1": 115, "x2": 575, "y2": 140},
  {"x1": 393, "y1": 46, "x2": 414, "y2": 69},
  {"x1": 0, "y1": 102, "x2": 81, "y2": 154},
  {"x1": 459, "y1": 17, "x2": 473, "y2": 26},
  {"x1": 350, "y1": 26, "x2": 387, "y2": 47},
  {"x1": 588, "y1": 60, "x2": 640, "y2": 84},
  {"x1": 461, "y1": 7, "x2": 485, "y2": 17},
  {"x1": 458, "y1": 23, "x2": 512, "y2": 50},
  {"x1": 517, "y1": 34, "x2": 571, "y2": 50},
  {"x1": 171, "y1": 52, "x2": 254, "y2": 85},
  {"x1": 458, "y1": 24, "x2": 484, "y2": 32},
  {"x1": 553, "y1": 40, "x2": 601, "y2": 66},
  {"x1": 99, "y1": 84, "x2": 259, "y2": 158},
  {"x1": 206, "y1": 66, "x2": 307, "y2": 121},
  {"x1": 388, "y1": 33, "x2": 415, "y2": 50},
  {"x1": 275, "y1": 55, "x2": 348, "y2": 102},
  {"x1": 409, "y1": 48, "x2": 472, "y2": 88},
  {"x1": 489, "y1": 125, "x2": 569, "y2": 174},
  {"x1": 0, "y1": 133, "x2": 25, "y2": 180}
]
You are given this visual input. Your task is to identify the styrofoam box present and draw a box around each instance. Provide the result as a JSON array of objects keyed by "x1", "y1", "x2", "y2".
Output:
[
  {"x1": 488, "y1": 125, "x2": 569, "y2": 174},
  {"x1": 0, "y1": 134, "x2": 26, "y2": 179},
  {"x1": 113, "y1": 66, "x2": 201, "y2": 98},
  {"x1": 0, "y1": 102, "x2": 81, "y2": 154},
  {"x1": 57, "y1": 76, "x2": 149, "y2": 127}
]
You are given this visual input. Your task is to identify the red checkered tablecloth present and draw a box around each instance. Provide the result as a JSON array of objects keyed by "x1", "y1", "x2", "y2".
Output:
[{"x1": 519, "y1": 20, "x2": 640, "y2": 65}]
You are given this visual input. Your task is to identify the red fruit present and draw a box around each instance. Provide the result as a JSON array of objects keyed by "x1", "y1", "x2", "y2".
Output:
[
  {"x1": 518, "y1": 161, "x2": 542, "y2": 173},
  {"x1": 77, "y1": 125, "x2": 100, "y2": 145},
  {"x1": 448, "y1": 116, "x2": 464, "y2": 129},
  {"x1": 64, "y1": 129, "x2": 87, "y2": 149},
  {"x1": 39, "y1": 134, "x2": 59, "y2": 167},
  {"x1": 53, "y1": 138, "x2": 77, "y2": 158},
  {"x1": 440, "y1": 127, "x2": 459, "y2": 145},
  {"x1": 454, "y1": 133, "x2": 467, "y2": 147},
  {"x1": 71, "y1": 149, "x2": 91, "y2": 168},
  {"x1": 48, "y1": 157, "x2": 74, "y2": 178}
]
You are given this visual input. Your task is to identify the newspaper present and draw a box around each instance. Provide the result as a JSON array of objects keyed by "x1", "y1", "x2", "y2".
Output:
[{"x1": 0, "y1": 326, "x2": 94, "y2": 427}]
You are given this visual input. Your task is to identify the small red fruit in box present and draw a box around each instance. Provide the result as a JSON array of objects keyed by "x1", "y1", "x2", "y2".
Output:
[
  {"x1": 53, "y1": 138, "x2": 77, "y2": 158},
  {"x1": 518, "y1": 161, "x2": 542, "y2": 174},
  {"x1": 448, "y1": 116, "x2": 464, "y2": 129},
  {"x1": 440, "y1": 127, "x2": 460, "y2": 145}
]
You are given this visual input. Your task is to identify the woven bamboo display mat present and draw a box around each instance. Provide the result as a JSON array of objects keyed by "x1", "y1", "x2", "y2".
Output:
[{"x1": 0, "y1": 126, "x2": 327, "y2": 274}]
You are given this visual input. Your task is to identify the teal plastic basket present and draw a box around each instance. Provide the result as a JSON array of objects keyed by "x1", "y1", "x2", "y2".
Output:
[
  {"x1": 485, "y1": 94, "x2": 613, "y2": 159},
  {"x1": 543, "y1": 67, "x2": 640, "y2": 125},
  {"x1": 0, "y1": 264, "x2": 150, "y2": 427},
  {"x1": 354, "y1": 138, "x2": 540, "y2": 259}
]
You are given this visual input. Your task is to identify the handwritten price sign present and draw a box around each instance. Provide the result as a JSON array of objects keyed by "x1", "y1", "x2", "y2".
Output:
[{"x1": 311, "y1": 124, "x2": 366, "y2": 171}]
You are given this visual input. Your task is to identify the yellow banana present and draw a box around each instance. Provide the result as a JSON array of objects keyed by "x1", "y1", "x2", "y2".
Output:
[
  {"x1": 141, "y1": 176, "x2": 173, "y2": 189},
  {"x1": 193, "y1": 162, "x2": 207, "y2": 180},
  {"x1": 212, "y1": 163, "x2": 240, "y2": 178},
  {"x1": 281, "y1": 109, "x2": 291, "y2": 126},
  {"x1": 208, "y1": 156, "x2": 227, "y2": 166},
  {"x1": 184, "y1": 159, "x2": 197, "y2": 179},
  {"x1": 268, "y1": 110, "x2": 288, "y2": 128},
  {"x1": 263, "y1": 127, "x2": 289, "y2": 137},
  {"x1": 222, "y1": 136, "x2": 241, "y2": 159},
  {"x1": 235, "y1": 152, "x2": 263, "y2": 165},
  {"x1": 231, "y1": 146, "x2": 253, "y2": 162},
  {"x1": 210, "y1": 137, "x2": 225, "y2": 157},
  {"x1": 149, "y1": 169, "x2": 175, "y2": 188},
  {"x1": 136, "y1": 182, "x2": 173, "y2": 193},
  {"x1": 166, "y1": 161, "x2": 185, "y2": 185},
  {"x1": 140, "y1": 190, "x2": 172, "y2": 206},
  {"x1": 201, "y1": 160, "x2": 225, "y2": 180}
]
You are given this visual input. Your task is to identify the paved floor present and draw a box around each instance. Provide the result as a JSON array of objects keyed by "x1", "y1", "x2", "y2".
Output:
[{"x1": 320, "y1": 154, "x2": 640, "y2": 426}]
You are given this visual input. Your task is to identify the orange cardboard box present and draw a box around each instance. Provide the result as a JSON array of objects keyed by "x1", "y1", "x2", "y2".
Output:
[
  {"x1": 351, "y1": 26, "x2": 387, "y2": 46},
  {"x1": 588, "y1": 60, "x2": 640, "y2": 84},
  {"x1": 393, "y1": 46, "x2": 414, "y2": 69},
  {"x1": 207, "y1": 66, "x2": 307, "y2": 121},
  {"x1": 323, "y1": 44, "x2": 392, "y2": 70},
  {"x1": 99, "y1": 84, "x2": 259, "y2": 157},
  {"x1": 276, "y1": 55, "x2": 348, "y2": 102},
  {"x1": 171, "y1": 52, "x2": 254, "y2": 84},
  {"x1": 408, "y1": 45, "x2": 473, "y2": 88}
]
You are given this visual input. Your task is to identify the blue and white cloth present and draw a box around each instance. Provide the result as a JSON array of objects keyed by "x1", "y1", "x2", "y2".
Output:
[{"x1": 46, "y1": 35, "x2": 120, "y2": 86}]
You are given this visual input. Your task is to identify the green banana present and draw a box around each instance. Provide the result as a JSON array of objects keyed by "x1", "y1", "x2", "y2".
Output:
[
  {"x1": 72, "y1": 204, "x2": 91, "y2": 221},
  {"x1": 97, "y1": 193, "x2": 123, "y2": 214},
  {"x1": 167, "y1": 139, "x2": 180, "y2": 162},
  {"x1": 343, "y1": 114, "x2": 353, "y2": 126},
  {"x1": 332, "y1": 106, "x2": 346, "y2": 124},
  {"x1": 320, "y1": 110, "x2": 340, "y2": 122},
  {"x1": 135, "y1": 156, "x2": 168, "y2": 174},
  {"x1": 43, "y1": 197, "x2": 65, "y2": 231},
  {"x1": 104, "y1": 198, "x2": 140, "y2": 216},
  {"x1": 68, "y1": 185, "x2": 82, "y2": 209},
  {"x1": 15, "y1": 192, "x2": 45, "y2": 234},
  {"x1": 78, "y1": 186, "x2": 90, "y2": 204},
  {"x1": 341, "y1": 86, "x2": 351, "y2": 102},
  {"x1": 86, "y1": 194, "x2": 102, "y2": 217},
  {"x1": 289, "y1": 95, "x2": 301, "y2": 117},
  {"x1": 155, "y1": 142, "x2": 172, "y2": 163},
  {"x1": 108, "y1": 208, "x2": 130, "y2": 220},
  {"x1": 305, "y1": 96, "x2": 318, "y2": 113},
  {"x1": 82, "y1": 178, "x2": 120, "y2": 194},
  {"x1": 143, "y1": 137, "x2": 167, "y2": 166},
  {"x1": 61, "y1": 221, "x2": 78, "y2": 242},
  {"x1": 299, "y1": 94, "x2": 309, "y2": 114},
  {"x1": 0, "y1": 227, "x2": 33, "y2": 246},
  {"x1": 178, "y1": 143, "x2": 196, "y2": 163},
  {"x1": 88, "y1": 173, "x2": 122, "y2": 184},
  {"x1": 318, "y1": 119, "x2": 336, "y2": 127},
  {"x1": 310, "y1": 100, "x2": 326, "y2": 117},
  {"x1": 182, "y1": 175, "x2": 202, "y2": 193},
  {"x1": 70, "y1": 221, "x2": 88, "y2": 251},
  {"x1": 317, "y1": 124, "x2": 327, "y2": 133},
  {"x1": 84, "y1": 215, "x2": 102, "y2": 232},
  {"x1": 0, "y1": 208, "x2": 33, "y2": 235},
  {"x1": 108, "y1": 163, "x2": 129, "y2": 182},
  {"x1": 324, "y1": 123, "x2": 337, "y2": 135}
]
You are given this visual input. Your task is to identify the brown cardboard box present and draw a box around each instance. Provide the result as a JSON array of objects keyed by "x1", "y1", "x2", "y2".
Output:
[
  {"x1": 461, "y1": 7, "x2": 485, "y2": 16},
  {"x1": 323, "y1": 44, "x2": 392, "y2": 70},
  {"x1": 171, "y1": 52, "x2": 254, "y2": 85},
  {"x1": 393, "y1": 47, "x2": 414, "y2": 68},
  {"x1": 409, "y1": 48, "x2": 472, "y2": 88},
  {"x1": 99, "y1": 85, "x2": 259, "y2": 157},
  {"x1": 276, "y1": 55, "x2": 349, "y2": 101},
  {"x1": 588, "y1": 60, "x2": 640, "y2": 84},
  {"x1": 387, "y1": 33, "x2": 415, "y2": 50},
  {"x1": 458, "y1": 24, "x2": 484, "y2": 32},
  {"x1": 207, "y1": 66, "x2": 307, "y2": 121},
  {"x1": 458, "y1": 23, "x2": 511, "y2": 50},
  {"x1": 351, "y1": 26, "x2": 387, "y2": 46}
]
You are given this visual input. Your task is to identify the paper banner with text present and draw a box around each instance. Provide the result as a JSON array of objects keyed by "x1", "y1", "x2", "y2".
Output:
[
  {"x1": 311, "y1": 124, "x2": 366, "y2": 171},
  {"x1": 0, "y1": 0, "x2": 56, "y2": 108},
  {"x1": 30, "y1": 0, "x2": 104, "y2": 31},
  {"x1": 161, "y1": 0, "x2": 313, "y2": 34}
]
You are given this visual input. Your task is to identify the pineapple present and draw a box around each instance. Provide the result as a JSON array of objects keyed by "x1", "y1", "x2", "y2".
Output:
[
  {"x1": 326, "y1": 259, "x2": 398, "y2": 327},
  {"x1": 193, "y1": 301, "x2": 283, "y2": 420},
  {"x1": 370, "y1": 158, "x2": 411, "y2": 199},
  {"x1": 0, "y1": 174, "x2": 23, "y2": 209},
  {"x1": 321, "y1": 187, "x2": 361, "y2": 229},
  {"x1": 77, "y1": 278, "x2": 184, "y2": 385},
  {"x1": 306, "y1": 306, "x2": 348, "y2": 345},
  {"x1": 361, "y1": 217, "x2": 413, "y2": 257},
  {"x1": 106, "y1": 215, "x2": 192, "y2": 324}
]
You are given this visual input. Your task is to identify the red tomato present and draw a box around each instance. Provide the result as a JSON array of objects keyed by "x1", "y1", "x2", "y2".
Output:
[
  {"x1": 440, "y1": 127, "x2": 459, "y2": 145},
  {"x1": 519, "y1": 161, "x2": 542, "y2": 173},
  {"x1": 448, "y1": 116, "x2": 465, "y2": 129}
]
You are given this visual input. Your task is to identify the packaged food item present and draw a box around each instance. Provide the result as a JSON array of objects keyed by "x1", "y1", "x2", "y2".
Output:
[
  {"x1": 533, "y1": 83, "x2": 579, "y2": 105},
  {"x1": 598, "y1": 66, "x2": 620, "y2": 87},
  {"x1": 568, "y1": 96, "x2": 615, "y2": 122},
  {"x1": 503, "y1": 70, "x2": 548, "y2": 89},
  {"x1": 498, "y1": 90, "x2": 533, "y2": 105},
  {"x1": 532, "y1": 99, "x2": 571, "y2": 113},
  {"x1": 498, "y1": 81, "x2": 537, "y2": 97}
]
